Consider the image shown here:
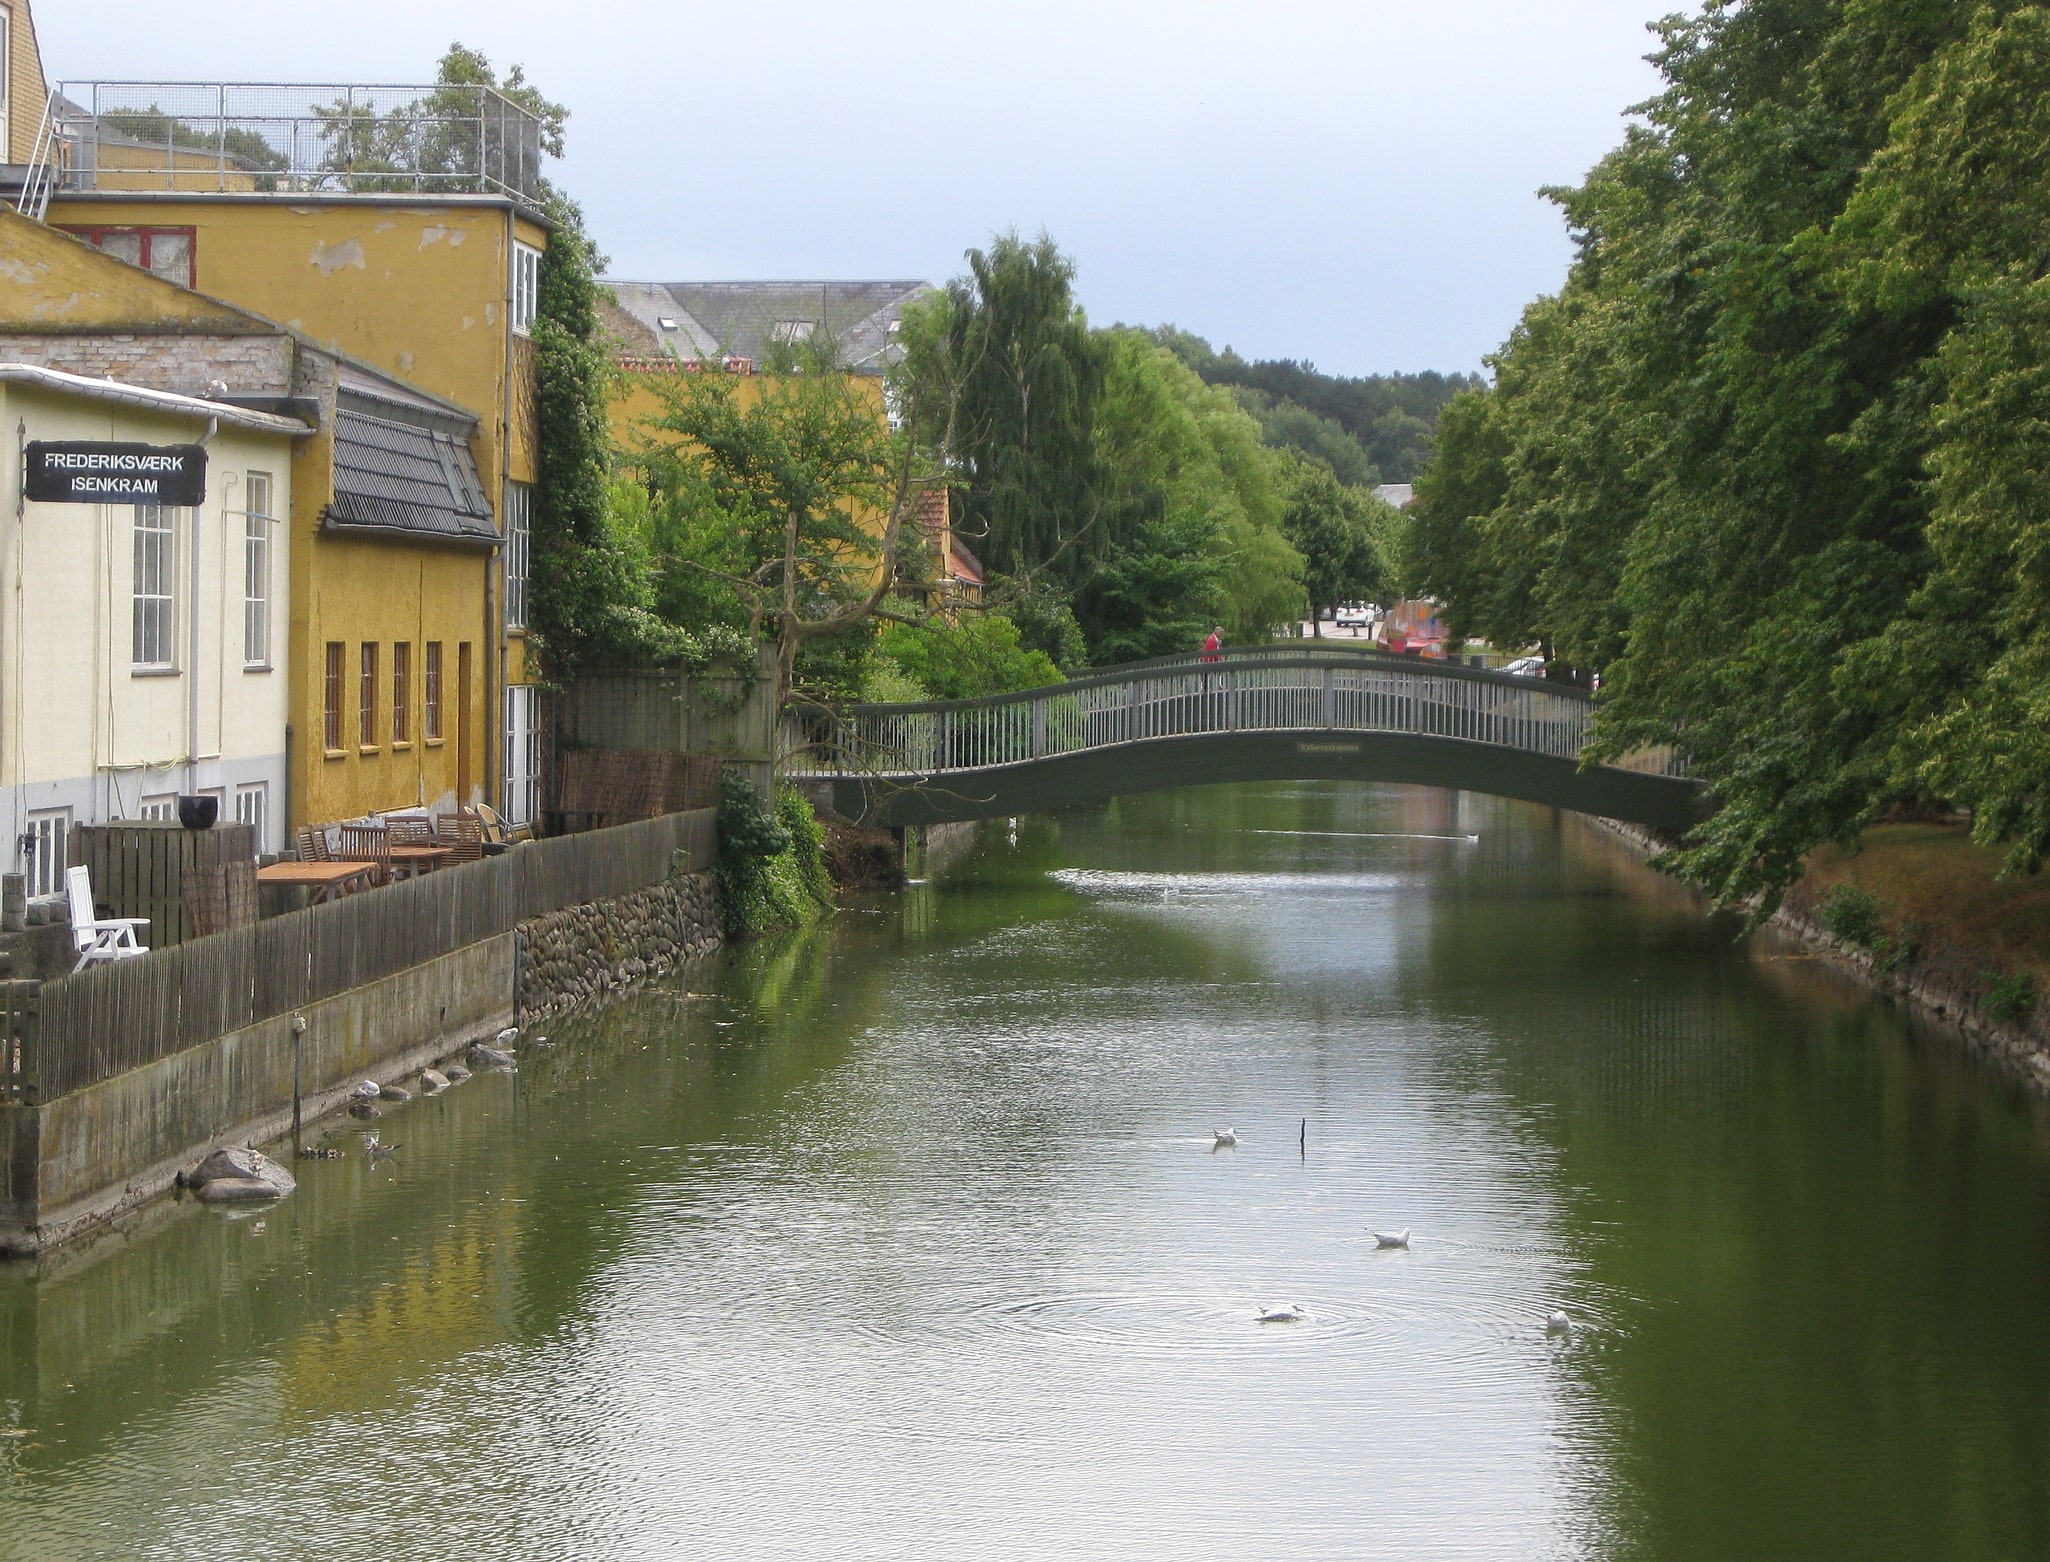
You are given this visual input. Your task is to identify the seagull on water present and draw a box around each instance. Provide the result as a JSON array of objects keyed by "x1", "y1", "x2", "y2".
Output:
[
  {"x1": 1213, "y1": 1128, "x2": 1238, "y2": 1148},
  {"x1": 1373, "y1": 1228, "x2": 1411, "y2": 1249},
  {"x1": 1257, "y1": 1303, "x2": 1307, "y2": 1323},
  {"x1": 1546, "y1": 1310, "x2": 1574, "y2": 1335},
  {"x1": 363, "y1": 1134, "x2": 402, "y2": 1160},
  {"x1": 495, "y1": 1026, "x2": 520, "y2": 1047}
]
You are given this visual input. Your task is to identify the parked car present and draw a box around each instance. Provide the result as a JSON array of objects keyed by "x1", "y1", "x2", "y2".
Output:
[
  {"x1": 1500, "y1": 655, "x2": 1546, "y2": 678},
  {"x1": 1334, "y1": 602, "x2": 1374, "y2": 629}
]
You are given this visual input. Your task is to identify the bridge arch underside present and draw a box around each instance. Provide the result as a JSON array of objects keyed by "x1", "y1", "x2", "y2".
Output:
[{"x1": 827, "y1": 731, "x2": 1705, "y2": 832}]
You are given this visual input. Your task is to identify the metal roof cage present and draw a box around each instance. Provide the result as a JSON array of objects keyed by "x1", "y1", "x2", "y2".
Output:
[{"x1": 37, "y1": 82, "x2": 548, "y2": 211}]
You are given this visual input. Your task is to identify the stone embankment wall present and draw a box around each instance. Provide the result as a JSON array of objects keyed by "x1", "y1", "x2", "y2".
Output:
[{"x1": 516, "y1": 871, "x2": 721, "y2": 1020}]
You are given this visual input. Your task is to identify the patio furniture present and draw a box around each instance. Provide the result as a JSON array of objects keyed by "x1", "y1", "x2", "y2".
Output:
[
  {"x1": 441, "y1": 813, "x2": 485, "y2": 864},
  {"x1": 67, "y1": 864, "x2": 149, "y2": 972},
  {"x1": 253, "y1": 859, "x2": 380, "y2": 905},
  {"x1": 384, "y1": 814, "x2": 435, "y2": 847},
  {"x1": 335, "y1": 824, "x2": 393, "y2": 886},
  {"x1": 295, "y1": 824, "x2": 334, "y2": 862}
]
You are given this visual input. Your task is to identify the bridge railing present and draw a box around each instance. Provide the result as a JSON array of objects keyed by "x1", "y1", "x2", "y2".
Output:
[{"x1": 786, "y1": 647, "x2": 1687, "y2": 780}]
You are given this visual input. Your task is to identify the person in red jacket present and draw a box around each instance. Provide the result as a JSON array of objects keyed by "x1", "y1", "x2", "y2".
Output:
[{"x1": 1201, "y1": 626, "x2": 1223, "y2": 663}]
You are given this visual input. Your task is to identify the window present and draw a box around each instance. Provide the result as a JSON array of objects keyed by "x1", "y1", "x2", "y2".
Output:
[
  {"x1": 503, "y1": 480, "x2": 530, "y2": 630},
  {"x1": 770, "y1": 319, "x2": 815, "y2": 344},
  {"x1": 25, "y1": 809, "x2": 69, "y2": 900},
  {"x1": 424, "y1": 642, "x2": 443, "y2": 741},
  {"x1": 58, "y1": 226, "x2": 196, "y2": 288},
  {"x1": 503, "y1": 684, "x2": 538, "y2": 828},
  {"x1": 243, "y1": 473, "x2": 272, "y2": 667},
  {"x1": 132, "y1": 504, "x2": 175, "y2": 668},
  {"x1": 0, "y1": 12, "x2": 10, "y2": 164},
  {"x1": 234, "y1": 783, "x2": 269, "y2": 852},
  {"x1": 392, "y1": 641, "x2": 412, "y2": 745},
  {"x1": 323, "y1": 642, "x2": 345, "y2": 752},
  {"x1": 511, "y1": 241, "x2": 541, "y2": 335},
  {"x1": 359, "y1": 643, "x2": 379, "y2": 748},
  {"x1": 139, "y1": 794, "x2": 177, "y2": 821}
]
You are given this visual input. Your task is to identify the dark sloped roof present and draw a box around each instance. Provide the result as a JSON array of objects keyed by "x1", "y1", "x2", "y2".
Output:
[
  {"x1": 601, "y1": 280, "x2": 933, "y2": 372},
  {"x1": 325, "y1": 408, "x2": 496, "y2": 547}
]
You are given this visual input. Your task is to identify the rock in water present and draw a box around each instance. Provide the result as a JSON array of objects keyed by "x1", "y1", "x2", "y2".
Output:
[
  {"x1": 443, "y1": 1064, "x2": 472, "y2": 1083},
  {"x1": 348, "y1": 1099, "x2": 382, "y2": 1121},
  {"x1": 467, "y1": 1044, "x2": 515, "y2": 1070},
  {"x1": 419, "y1": 1069, "x2": 451, "y2": 1095},
  {"x1": 186, "y1": 1146, "x2": 296, "y2": 1201},
  {"x1": 378, "y1": 1083, "x2": 412, "y2": 1103}
]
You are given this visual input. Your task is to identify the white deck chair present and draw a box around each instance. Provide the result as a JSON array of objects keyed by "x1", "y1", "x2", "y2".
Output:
[{"x1": 68, "y1": 864, "x2": 149, "y2": 972}]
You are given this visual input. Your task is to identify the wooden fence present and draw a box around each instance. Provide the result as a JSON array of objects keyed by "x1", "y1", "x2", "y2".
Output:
[{"x1": 3, "y1": 808, "x2": 715, "y2": 1106}]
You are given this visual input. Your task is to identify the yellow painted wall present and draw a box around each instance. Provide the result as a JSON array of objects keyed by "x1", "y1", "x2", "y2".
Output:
[
  {"x1": 1, "y1": 0, "x2": 49, "y2": 167},
  {"x1": 0, "y1": 208, "x2": 263, "y2": 332},
  {"x1": 45, "y1": 195, "x2": 549, "y2": 820}
]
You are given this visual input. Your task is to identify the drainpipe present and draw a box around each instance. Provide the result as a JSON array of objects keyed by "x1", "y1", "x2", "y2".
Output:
[{"x1": 189, "y1": 417, "x2": 220, "y2": 796}]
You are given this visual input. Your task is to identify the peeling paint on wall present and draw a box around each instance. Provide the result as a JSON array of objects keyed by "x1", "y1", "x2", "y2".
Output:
[{"x1": 309, "y1": 238, "x2": 367, "y2": 277}]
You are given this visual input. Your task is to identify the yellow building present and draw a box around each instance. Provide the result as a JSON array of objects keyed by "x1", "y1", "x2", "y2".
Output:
[
  {"x1": 0, "y1": 0, "x2": 50, "y2": 169},
  {"x1": 0, "y1": 208, "x2": 503, "y2": 835},
  {"x1": 27, "y1": 81, "x2": 552, "y2": 828}
]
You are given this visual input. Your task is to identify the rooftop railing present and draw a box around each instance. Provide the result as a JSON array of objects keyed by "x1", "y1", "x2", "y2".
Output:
[{"x1": 26, "y1": 81, "x2": 547, "y2": 214}]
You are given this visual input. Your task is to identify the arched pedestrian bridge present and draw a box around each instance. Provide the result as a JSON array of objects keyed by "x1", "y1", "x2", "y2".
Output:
[{"x1": 787, "y1": 645, "x2": 1702, "y2": 830}]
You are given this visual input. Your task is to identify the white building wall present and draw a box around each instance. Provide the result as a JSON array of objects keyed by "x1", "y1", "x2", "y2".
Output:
[{"x1": 0, "y1": 381, "x2": 293, "y2": 880}]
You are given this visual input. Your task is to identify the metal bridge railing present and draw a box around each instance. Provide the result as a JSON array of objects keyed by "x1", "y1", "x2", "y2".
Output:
[{"x1": 787, "y1": 647, "x2": 1689, "y2": 781}]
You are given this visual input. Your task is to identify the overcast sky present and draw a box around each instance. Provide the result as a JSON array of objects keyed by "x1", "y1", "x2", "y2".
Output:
[{"x1": 41, "y1": 1, "x2": 1671, "y2": 377}]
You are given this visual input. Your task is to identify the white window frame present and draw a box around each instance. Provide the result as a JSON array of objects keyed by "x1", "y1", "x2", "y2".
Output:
[
  {"x1": 132, "y1": 504, "x2": 176, "y2": 670},
  {"x1": 503, "y1": 684, "x2": 538, "y2": 828},
  {"x1": 0, "y1": 11, "x2": 11, "y2": 165},
  {"x1": 243, "y1": 472, "x2": 273, "y2": 668},
  {"x1": 234, "y1": 782, "x2": 269, "y2": 852},
  {"x1": 25, "y1": 808, "x2": 69, "y2": 900},
  {"x1": 138, "y1": 794, "x2": 177, "y2": 822},
  {"x1": 511, "y1": 241, "x2": 541, "y2": 336},
  {"x1": 503, "y1": 480, "x2": 530, "y2": 630}
]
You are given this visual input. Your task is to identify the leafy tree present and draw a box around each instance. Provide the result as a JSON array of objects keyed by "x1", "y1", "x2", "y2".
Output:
[
  {"x1": 876, "y1": 610, "x2": 1061, "y2": 701},
  {"x1": 631, "y1": 340, "x2": 930, "y2": 708},
  {"x1": 916, "y1": 233, "x2": 1107, "y2": 583},
  {"x1": 1283, "y1": 462, "x2": 1400, "y2": 631}
]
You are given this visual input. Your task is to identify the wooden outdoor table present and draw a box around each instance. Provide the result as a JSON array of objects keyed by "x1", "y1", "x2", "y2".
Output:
[
  {"x1": 386, "y1": 845, "x2": 452, "y2": 877},
  {"x1": 254, "y1": 860, "x2": 379, "y2": 904}
]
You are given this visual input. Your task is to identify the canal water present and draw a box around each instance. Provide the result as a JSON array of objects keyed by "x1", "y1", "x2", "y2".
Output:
[{"x1": 4, "y1": 781, "x2": 2050, "y2": 1560}]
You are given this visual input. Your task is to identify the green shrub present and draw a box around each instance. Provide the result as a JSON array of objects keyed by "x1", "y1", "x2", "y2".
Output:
[
  {"x1": 1982, "y1": 971, "x2": 2038, "y2": 1026},
  {"x1": 1818, "y1": 884, "x2": 1886, "y2": 949},
  {"x1": 713, "y1": 772, "x2": 833, "y2": 938}
]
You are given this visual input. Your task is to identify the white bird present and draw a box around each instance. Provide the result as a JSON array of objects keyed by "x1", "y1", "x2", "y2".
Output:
[
  {"x1": 350, "y1": 1079, "x2": 380, "y2": 1100},
  {"x1": 363, "y1": 1134, "x2": 401, "y2": 1160},
  {"x1": 1257, "y1": 1303, "x2": 1307, "y2": 1323},
  {"x1": 495, "y1": 1026, "x2": 520, "y2": 1047},
  {"x1": 1546, "y1": 1310, "x2": 1574, "y2": 1335},
  {"x1": 1213, "y1": 1128, "x2": 1238, "y2": 1148},
  {"x1": 1373, "y1": 1228, "x2": 1411, "y2": 1249}
]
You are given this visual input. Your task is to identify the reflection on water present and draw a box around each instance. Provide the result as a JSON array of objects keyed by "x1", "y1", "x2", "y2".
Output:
[{"x1": 4, "y1": 782, "x2": 2050, "y2": 1560}]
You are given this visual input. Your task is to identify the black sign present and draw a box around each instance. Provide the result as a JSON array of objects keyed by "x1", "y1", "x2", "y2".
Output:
[{"x1": 24, "y1": 442, "x2": 208, "y2": 506}]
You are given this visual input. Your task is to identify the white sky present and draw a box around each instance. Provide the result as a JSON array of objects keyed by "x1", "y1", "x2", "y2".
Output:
[{"x1": 39, "y1": 1, "x2": 1670, "y2": 376}]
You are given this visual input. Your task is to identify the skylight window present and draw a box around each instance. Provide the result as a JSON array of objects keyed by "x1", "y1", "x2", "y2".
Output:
[
  {"x1": 657, "y1": 317, "x2": 678, "y2": 331},
  {"x1": 771, "y1": 320, "x2": 816, "y2": 343}
]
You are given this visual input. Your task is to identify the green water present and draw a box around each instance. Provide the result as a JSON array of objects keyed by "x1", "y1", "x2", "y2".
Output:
[{"x1": 4, "y1": 782, "x2": 2050, "y2": 1560}]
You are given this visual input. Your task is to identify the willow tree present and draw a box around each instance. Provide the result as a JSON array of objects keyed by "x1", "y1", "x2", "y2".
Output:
[{"x1": 921, "y1": 232, "x2": 1107, "y2": 583}]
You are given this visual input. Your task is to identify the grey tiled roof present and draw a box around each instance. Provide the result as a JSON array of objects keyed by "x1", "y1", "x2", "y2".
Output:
[
  {"x1": 326, "y1": 409, "x2": 496, "y2": 546},
  {"x1": 601, "y1": 279, "x2": 934, "y2": 372}
]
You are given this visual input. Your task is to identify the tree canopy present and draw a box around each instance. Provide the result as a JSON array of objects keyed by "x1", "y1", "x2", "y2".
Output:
[{"x1": 1408, "y1": 0, "x2": 2050, "y2": 909}]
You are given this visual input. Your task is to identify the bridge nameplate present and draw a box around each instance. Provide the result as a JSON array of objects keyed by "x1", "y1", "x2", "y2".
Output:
[{"x1": 1297, "y1": 741, "x2": 1362, "y2": 755}]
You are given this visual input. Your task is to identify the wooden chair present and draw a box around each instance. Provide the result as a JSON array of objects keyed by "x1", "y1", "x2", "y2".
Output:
[
  {"x1": 334, "y1": 823, "x2": 392, "y2": 887},
  {"x1": 441, "y1": 813, "x2": 485, "y2": 864},
  {"x1": 67, "y1": 864, "x2": 149, "y2": 972},
  {"x1": 295, "y1": 824, "x2": 333, "y2": 862},
  {"x1": 385, "y1": 814, "x2": 435, "y2": 848}
]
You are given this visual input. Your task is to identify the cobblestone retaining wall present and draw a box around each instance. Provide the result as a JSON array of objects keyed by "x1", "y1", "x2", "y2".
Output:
[{"x1": 515, "y1": 871, "x2": 721, "y2": 1020}]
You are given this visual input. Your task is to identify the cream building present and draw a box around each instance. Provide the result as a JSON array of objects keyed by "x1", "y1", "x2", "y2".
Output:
[{"x1": 0, "y1": 362, "x2": 304, "y2": 892}]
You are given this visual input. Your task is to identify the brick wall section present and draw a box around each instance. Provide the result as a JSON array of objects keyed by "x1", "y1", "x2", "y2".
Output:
[{"x1": 0, "y1": 333, "x2": 295, "y2": 396}]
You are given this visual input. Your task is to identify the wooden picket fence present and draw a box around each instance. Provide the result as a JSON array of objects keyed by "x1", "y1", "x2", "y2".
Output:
[{"x1": 6, "y1": 808, "x2": 716, "y2": 1105}]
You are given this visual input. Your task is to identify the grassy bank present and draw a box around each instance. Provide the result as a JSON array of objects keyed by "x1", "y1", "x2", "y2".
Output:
[{"x1": 1781, "y1": 822, "x2": 2049, "y2": 1052}]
